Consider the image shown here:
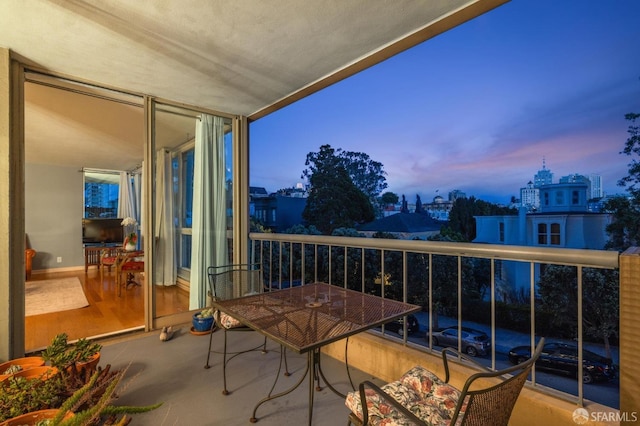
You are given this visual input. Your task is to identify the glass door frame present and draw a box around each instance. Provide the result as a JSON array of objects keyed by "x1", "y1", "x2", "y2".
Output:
[{"x1": 145, "y1": 97, "x2": 248, "y2": 329}]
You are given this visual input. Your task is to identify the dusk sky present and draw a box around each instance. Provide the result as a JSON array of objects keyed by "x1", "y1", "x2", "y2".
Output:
[{"x1": 249, "y1": 0, "x2": 640, "y2": 204}]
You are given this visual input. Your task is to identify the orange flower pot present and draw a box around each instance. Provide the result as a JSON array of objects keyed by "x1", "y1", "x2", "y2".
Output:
[
  {"x1": 71, "y1": 352, "x2": 100, "y2": 374},
  {"x1": 0, "y1": 409, "x2": 74, "y2": 426},
  {"x1": 0, "y1": 356, "x2": 45, "y2": 380},
  {"x1": 6, "y1": 366, "x2": 59, "y2": 382}
]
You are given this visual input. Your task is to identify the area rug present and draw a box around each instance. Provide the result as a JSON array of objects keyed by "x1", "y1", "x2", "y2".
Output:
[{"x1": 25, "y1": 277, "x2": 89, "y2": 316}]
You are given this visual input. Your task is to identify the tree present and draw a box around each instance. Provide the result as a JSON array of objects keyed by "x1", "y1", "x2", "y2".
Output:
[
  {"x1": 302, "y1": 144, "x2": 387, "y2": 209},
  {"x1": 537, "y1": 265, "x2": 618, "y2": 359},
  {"x1": 604, "y1": 195, "x2": 640, "y2": 251},
  {"x1": 447, "y1": 196, "x2": 516, "y2": 242},
  {"x1": 302, "y1": 148, "x2": 374, "y2": 234},
  {"x1": 380, "y1": 191, "x2": 399, "y2": 206},
  {"x1": 606, "y1": 112, "x2": 640, "y2": 250}
]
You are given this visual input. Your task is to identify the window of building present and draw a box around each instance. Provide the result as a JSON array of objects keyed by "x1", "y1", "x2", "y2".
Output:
[
  {"x1": 544, "y1": 192, "x2": 549, "y2": 206},
  {"x1": 572, "y1": 190, "x2": 579, "y2": 204},
  {"x1": 555, "y1": 190, "x2": 564, "y2": 205},
  {"x1": 499, "y1": 222, "x2": 504, "y2": 242},
  {"x1": 550, "y1": 222, "x2": 561, "y2": 245},
  {"x1": 537, "y1": 223, "x2": 547, "y2": 245}
]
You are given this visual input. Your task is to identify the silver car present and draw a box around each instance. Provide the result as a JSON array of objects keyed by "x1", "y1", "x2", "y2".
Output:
[{"x1": 429, "y1": 326, "x2": 491, "y2": 357}]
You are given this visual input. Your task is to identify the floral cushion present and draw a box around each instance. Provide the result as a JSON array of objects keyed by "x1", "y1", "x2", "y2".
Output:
[
  {"x1": 216, "y1": 311, "x2": 243, "y2": 329},
  {"x1": 345, "y1": 366, "x2": 465, "y2": 425}
]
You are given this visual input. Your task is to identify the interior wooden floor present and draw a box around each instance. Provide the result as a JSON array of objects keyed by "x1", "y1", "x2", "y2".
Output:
[{"x1": 25, "y1": 266, "x2": 190, "y2": 353}]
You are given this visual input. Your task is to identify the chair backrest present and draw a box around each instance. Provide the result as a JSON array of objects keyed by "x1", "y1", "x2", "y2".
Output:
[
  {"x1": 207, "y1": 264, "x2": 262, "y2": 301},
  {"x1": 451, "y1": 337, "x2": 545, "y2": 426}
]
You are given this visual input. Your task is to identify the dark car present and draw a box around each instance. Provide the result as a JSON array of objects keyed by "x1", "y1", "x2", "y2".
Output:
[
  {"x1": 383, "y1": 314, "x2": 420, "y2": 337},
  {"x1": 429, "y1": 326, "x2": 491, "y2": 357},
  {"x1": 508, "y1": 342, "x2": 616, "y2": 384}
]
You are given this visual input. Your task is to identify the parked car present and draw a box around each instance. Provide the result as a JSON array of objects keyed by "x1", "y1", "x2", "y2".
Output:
[
  {"x1": 428, "y1": 326, "x2": 490, "y2": 357},
  {"x1": 382, "y1": 314, "x2": 420, "y2": 337},
  {"x1": 508, "y1": 341, "x2": 616, "y2": 384}
]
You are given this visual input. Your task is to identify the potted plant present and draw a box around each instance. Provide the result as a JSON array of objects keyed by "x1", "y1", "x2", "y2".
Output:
[
  {"x1": 121, "y1": 217, "x2": 138, "y2": 251},
  {"x1": 0, "y1": 356, "x2": 45, "y2": 380},
  {"x1": 41, "y1": 334, "x2": 101, "y2": 374},
  {"x1": 0, "y1": 364, "x2": 161, "y2": 425},
  {"x1": 0, "y1": 373, "x2": 67, "y2": 422},
  {"x1": 192, "y1": 308, "x2": 214, "y2": 333}
]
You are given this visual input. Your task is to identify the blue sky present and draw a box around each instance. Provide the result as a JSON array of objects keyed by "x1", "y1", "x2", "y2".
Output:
[{"x1": 249, "y1": 0, "x2": 640, "y2": 204}]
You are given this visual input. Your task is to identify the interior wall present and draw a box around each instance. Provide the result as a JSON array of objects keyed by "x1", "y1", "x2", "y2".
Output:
[{"x1": 25, "y1": 163, "x2": 83, "y2": 271}]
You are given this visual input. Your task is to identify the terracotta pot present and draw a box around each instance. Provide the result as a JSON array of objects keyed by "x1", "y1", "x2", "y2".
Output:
[
  {"x1": 1, "y1": 366, "x2": 59, "y2": 383},
  {"x1": 0, "y1": 409, "x2": 74, "y2": 426},
  {"x1": 0, "y1": 356, "x2": 45, "y2": 380},
  {"x1": 74, "y1": 352, "x2": 100, "y2": 374}
]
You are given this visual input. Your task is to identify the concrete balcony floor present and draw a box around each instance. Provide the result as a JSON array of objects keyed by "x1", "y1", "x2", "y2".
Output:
[{"x1": 100, "y1": 327, "x2": 378, "y2": 426}]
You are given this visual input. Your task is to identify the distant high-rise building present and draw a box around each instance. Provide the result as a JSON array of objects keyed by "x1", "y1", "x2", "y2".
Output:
[
  {"x1": 520, "y1": 181, "x2": 539, "y2": 210},
  {"x1": 533, "y1": 158, "x2": 553, "y2": 187},
  {"x1": 589, "y1": 174, "x2": 603, "y2": 198}
]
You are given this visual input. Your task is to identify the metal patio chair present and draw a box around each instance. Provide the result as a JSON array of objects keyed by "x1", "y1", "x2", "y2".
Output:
[
  {"x1": 346, "y1": 338, "x2": 545, "y2": 426},
  {"x1": 204, "y1": 264, "x2": 272, "y2": 395}
]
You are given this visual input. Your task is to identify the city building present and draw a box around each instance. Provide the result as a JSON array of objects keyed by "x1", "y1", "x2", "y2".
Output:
[
  {"x1": 589, "y1": 173, "x2": 603, "y2": 198},
  {"x1": 533, "y1": 158, "x2": 553, "y2": 187},
  {"x1": 250, "y1": 188, "x2": 307, "y2": 233},
  {"x1": 559, "y1": 173, "x2": 592, "y2": 201},
  {"x1": 519, "y1": 181, "x2": 540, "y2": 211},
  {"x1": 474, "y1": 182, "x2": 612, "y2": 294}
]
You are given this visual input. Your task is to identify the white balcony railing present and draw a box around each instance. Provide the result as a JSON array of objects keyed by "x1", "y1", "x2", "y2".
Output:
[{"x1": 249, "y1": 232, "x2": 621, "y2": 409}]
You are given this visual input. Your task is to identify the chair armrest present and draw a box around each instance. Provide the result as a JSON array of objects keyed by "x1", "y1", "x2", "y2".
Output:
[
  {"x1": 441, "y1": 347, "x2": 492, "y2": 383},
  {"x1": 358, "y1": 380, "x2": 425, "y2": 426}
]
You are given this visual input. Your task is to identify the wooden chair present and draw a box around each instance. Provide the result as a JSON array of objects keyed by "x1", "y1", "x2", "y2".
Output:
[
  {"x1": 204, "y1": 264, "x2": 271, "y2": 395},
  {"x1": 115, "y1": 250, "x2": 144, "y2": 296},
  {"x1": 99, "y1": 247, "x2": 119, "y2": 282},
  {"x1": 346, "y1": 338, "x2": 545, "y2": 426}
]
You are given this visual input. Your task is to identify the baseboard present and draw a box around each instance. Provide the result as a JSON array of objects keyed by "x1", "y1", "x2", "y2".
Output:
[{"x1": 32, "y1": 265, "x2": 85, "y2": 275}]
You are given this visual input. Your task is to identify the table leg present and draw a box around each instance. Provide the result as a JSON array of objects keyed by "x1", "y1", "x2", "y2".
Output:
[
  {"x1": 250, "y1": 347, "x2": 349, "y2": 425},
  {"x1": 308, "y1": 351, "x2": 315, "y2": 425},
  {"x1": 250, "y1": 347, "x2": 307, "y2": 423}
]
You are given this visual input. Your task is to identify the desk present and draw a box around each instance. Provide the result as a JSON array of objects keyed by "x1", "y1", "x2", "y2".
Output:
[{"x1": 211, "y1": 282, "x2": 420, "y2": 425}]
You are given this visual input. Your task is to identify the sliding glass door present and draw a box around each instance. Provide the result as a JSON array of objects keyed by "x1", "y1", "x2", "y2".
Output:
[{"x1": 150, "y1": 102, "x2": 235, "y2": 320}]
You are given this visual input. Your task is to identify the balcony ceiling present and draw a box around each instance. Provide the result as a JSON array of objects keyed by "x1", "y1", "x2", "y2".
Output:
[{"x1": 0, "y1": 0, "x2": 506, "y2": 171}]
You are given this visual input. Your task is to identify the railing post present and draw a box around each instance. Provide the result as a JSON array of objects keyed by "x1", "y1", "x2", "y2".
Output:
[{"x1": 620, "y1": 247, "x2": 640, "y2": 416}]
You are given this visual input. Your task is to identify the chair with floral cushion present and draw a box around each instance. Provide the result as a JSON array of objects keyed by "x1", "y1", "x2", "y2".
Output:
[
  {"x1": 204, "y1": 264, "x2": 273, "y2": 395},
  {"x1": 346, "y1": 337, "x2": 545, "y2": 426}
]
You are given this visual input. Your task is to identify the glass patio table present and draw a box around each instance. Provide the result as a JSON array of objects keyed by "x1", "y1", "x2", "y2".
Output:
[{"x1": 210, "y1": 282, "x2": 420, "y2": 425}]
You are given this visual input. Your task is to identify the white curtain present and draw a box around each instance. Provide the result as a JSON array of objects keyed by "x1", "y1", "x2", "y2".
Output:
[
  {"x1": 132, "y1": 171, "x2": 142, "y2": 239},
  {"x1": 189, "y1": 114, "x2": 228, "y2": 309},
  {"x1": 117, "y1": 172, "x2": 136, "y2": 220},
  {"x1": 154, "y1": 150, "x2": 177, "y2": 286}
]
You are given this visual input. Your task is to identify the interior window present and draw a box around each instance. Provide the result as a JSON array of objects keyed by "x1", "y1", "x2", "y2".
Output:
[{"x1": 83, "y1": 171, "x2": 120, "y2": 218}]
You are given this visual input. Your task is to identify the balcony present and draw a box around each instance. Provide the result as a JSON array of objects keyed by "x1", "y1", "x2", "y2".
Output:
[
  {"x1": 92, "y1": 233, "x2": 638, "y2": 425},
  {"x1": 242, "y1": 232, "x2": 638, "y2": 424}
]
